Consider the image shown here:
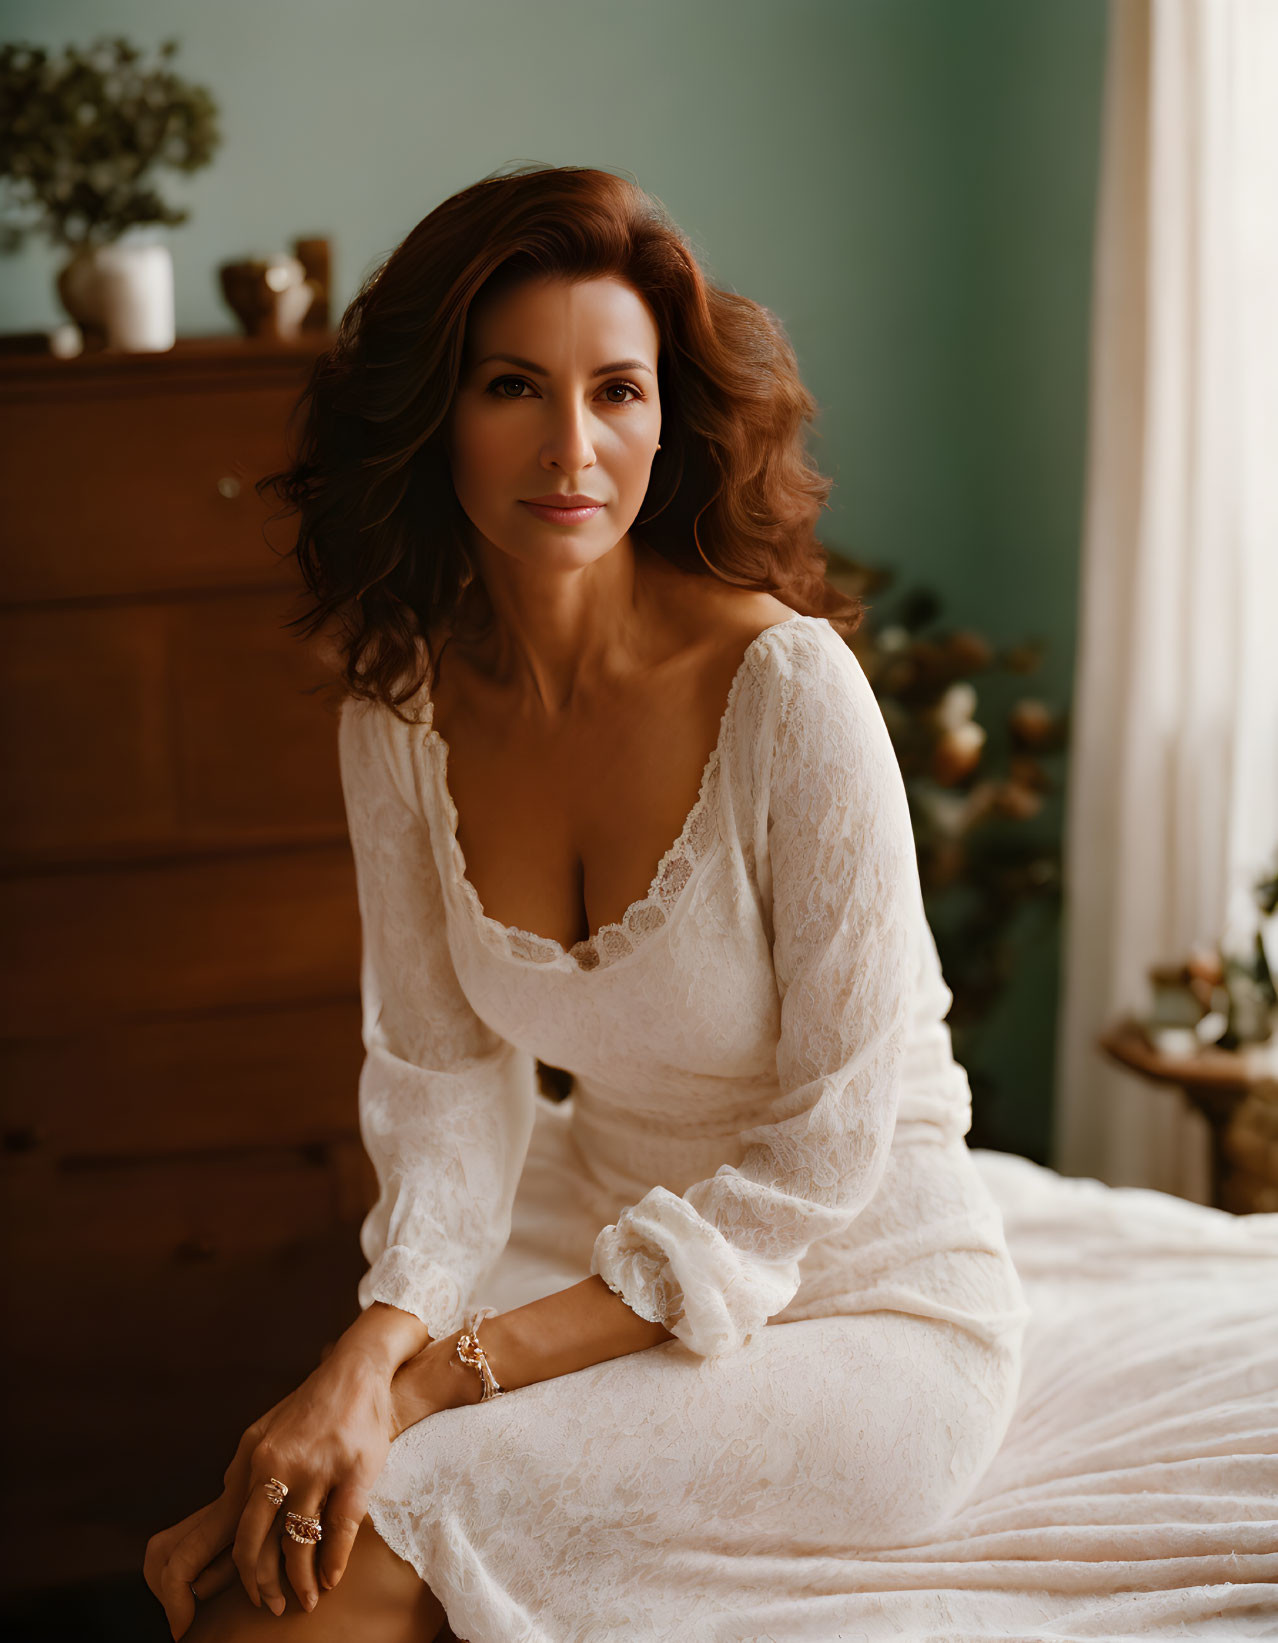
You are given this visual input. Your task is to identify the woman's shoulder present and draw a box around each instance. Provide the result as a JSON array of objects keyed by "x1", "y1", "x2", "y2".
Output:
[
  {"x1": 656, "y1": 577, "x2": 873, "y2": 761},
  {"x1": 706, "y1": 595, "x2": 889, "y2": 791},
  {"x1": 759, "y1": 616, "x2": 904, "y2": 822},
  {"x1": 733, "y1": 599, "x2": 865, "y2": 708},
  {"x1": 670, "y1": 575, "x2": 818, "y2": 674},
  {"x1": 336, "y1": 647, "x2": 438, "y2": 815}
]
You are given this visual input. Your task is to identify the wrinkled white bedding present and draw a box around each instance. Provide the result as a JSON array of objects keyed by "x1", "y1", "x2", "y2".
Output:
[{"x1": 851, "y1": 1147, "x2": 1278, "y2": 1641}]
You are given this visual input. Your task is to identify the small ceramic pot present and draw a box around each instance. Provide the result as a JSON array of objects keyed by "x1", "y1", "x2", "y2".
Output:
[{"x1": 56, "y1": 240, "x2": 176, "y2": 353}]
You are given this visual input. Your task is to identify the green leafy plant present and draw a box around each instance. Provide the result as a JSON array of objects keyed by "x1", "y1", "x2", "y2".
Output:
[{"x1": 0, "y1": 36, "x2": 220, "y2": 254}]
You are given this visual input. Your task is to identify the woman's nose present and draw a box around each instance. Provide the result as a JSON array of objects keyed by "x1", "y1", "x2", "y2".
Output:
[{"x1": 540, "y1": 399, "x2": 596, "y2": 472}]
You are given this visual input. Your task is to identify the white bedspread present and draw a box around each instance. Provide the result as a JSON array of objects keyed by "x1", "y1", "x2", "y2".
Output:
[{"x1": 812, "y1": 1149, "x2": 1278, "y2": 1641}]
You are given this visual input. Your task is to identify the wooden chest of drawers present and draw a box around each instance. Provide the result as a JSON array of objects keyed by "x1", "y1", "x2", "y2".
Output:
[{"x1": 0, "y1": 336, "x2": 375, "y2": 1592}]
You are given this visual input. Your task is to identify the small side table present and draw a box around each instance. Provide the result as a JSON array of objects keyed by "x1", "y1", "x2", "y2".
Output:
[{"x1": 1098, "y1": 1018, "x2": 1278, "y2": 1212}]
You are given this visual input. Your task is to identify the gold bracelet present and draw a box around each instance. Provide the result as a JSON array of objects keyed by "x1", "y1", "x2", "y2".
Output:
[{"x1": 456, "y1": 1308, "x2": 505, "y2": 1402}]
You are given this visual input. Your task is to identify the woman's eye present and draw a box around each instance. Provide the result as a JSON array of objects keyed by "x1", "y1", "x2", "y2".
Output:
[{"x1": 485, "y1": 376, "x2": 643, "y2": 404}]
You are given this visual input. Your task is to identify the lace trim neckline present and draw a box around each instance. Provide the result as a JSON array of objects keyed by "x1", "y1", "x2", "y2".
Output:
[{"x1": 419, "y1": 612, "x2": 812, "y2": 973}]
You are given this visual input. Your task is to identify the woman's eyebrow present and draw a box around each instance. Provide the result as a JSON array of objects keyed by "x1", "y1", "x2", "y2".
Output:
[{"x1": 474, "y1": 352, "x2": 654, "y2": 378}]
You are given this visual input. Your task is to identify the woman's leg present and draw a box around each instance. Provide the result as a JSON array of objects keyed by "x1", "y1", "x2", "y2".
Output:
[{"x1": 180, "y1": 1515, "x2": 447, "y2": 1643}]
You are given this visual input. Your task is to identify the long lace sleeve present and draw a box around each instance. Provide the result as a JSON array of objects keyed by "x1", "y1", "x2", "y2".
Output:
[
  {"x1": 590, "y1": 628, "x2": 916, "y2": 1358},
  {"x1": 338, "y1": 693, "x2": 538, "y2": 1340}
]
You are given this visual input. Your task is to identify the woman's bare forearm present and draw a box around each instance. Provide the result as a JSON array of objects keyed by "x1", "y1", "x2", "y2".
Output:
[
  {"x1": 487, "y1": 1275, "x2": 674, "y2": 1389},
  {"x1": 392, "y1": 1276, "x2": 674, "y2": 1434}
]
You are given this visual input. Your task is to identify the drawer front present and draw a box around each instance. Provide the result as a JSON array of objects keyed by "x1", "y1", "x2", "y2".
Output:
[
  {"x1": 0, "y1": 998, "x2": 367, "y2": 1160},
  {"x1": 0, "y1": 383, "x2": 304, "y2": 603},
  {"x1": 0, "y1": 593, "x2": 347, "y2": 866},
  {"x1": 0, "y1": 844, "x2": 362, "y2": 1037}
]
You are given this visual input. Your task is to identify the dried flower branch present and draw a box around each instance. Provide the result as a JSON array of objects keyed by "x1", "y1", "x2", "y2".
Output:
[{"x1": 826, "y1": 551, "x2": 1067, "y2": 1053}]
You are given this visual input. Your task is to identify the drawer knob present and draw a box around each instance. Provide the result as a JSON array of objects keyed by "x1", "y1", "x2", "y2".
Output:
[
  {"x1": 1, "y1": 1126, "x2": 41, "y2": 1153},
  {"x1": 216, "y1": 475, "x2": 242, "y2": 499}
]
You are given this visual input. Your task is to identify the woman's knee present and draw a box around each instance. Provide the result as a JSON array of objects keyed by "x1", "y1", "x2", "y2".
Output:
[
  {"x1": 857, "y1": 1326, "x2": 1020, "y2": 1546},
  {"x1": 180, "y1": 1516, "x2": 445, "y2": 1643}
]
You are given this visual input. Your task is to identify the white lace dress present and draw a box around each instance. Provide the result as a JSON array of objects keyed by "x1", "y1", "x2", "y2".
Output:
[{"x1": 337, "y1": 612, "x2": 1031, "y2": 1643}]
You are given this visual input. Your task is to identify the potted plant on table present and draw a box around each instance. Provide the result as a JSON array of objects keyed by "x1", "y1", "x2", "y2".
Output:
[{"x1": 0, "y1": 35, "x2": 220, "y2": 352}]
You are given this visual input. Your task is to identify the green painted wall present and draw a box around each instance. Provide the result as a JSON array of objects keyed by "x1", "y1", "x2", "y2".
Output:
[{"x1": 1, "y1": 0, "x2": 1109, "y2": 1163}]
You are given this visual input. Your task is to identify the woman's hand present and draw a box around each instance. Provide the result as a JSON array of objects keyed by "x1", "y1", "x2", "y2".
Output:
[
  {"x1": 144, "y1": 1346, "x2": 400, "y2": 1638},
  {"x1": 230, "y1": 1346, "x2": 400, "y2": 1610}
]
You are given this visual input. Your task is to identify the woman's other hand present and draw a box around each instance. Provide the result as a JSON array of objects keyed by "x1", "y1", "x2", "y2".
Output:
[
  {"x1": 144, "y1": 1492, "x2": 247, "y2": 1640},
  {"x1": 390, "y1": 1328, "x2": 486, "y2": 1440}
]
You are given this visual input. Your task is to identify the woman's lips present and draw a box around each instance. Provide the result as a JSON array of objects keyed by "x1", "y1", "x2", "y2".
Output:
[{"x1": 519, "y1": 500, "x2": 604, "y2": 526}]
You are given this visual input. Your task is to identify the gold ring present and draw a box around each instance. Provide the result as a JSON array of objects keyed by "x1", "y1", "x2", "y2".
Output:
[
  {"x1": 284, "y1": 1511, "x2": 323, "y2": 1546},
  {"x1": 263, "y1": 1477, "x2": 289, "y2": 1508}
]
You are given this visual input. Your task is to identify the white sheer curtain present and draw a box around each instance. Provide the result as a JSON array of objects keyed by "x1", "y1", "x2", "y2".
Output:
[{"x1": 1054, "y1": 0, "x2": 1278, "y2": 1199}]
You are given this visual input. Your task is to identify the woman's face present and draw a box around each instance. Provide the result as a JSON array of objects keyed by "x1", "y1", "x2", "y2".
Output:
[{"x1": 446, "y1": 273, "x2": 663, "y2": 571}]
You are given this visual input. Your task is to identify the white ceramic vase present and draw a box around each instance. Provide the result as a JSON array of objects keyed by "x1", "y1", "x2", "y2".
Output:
[{"x1": 56, "y1": 239, "x2": 176, "y2": 353}]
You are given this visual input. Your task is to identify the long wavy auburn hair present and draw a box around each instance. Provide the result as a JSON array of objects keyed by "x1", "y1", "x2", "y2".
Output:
[{"x1": 258, "y1": 163, "x2": 864, "y2": 715}]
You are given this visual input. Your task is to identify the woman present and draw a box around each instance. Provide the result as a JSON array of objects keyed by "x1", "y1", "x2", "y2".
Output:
[{"x1": 146, "y1": 164, "x2": 1029, "y2": 1643}]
